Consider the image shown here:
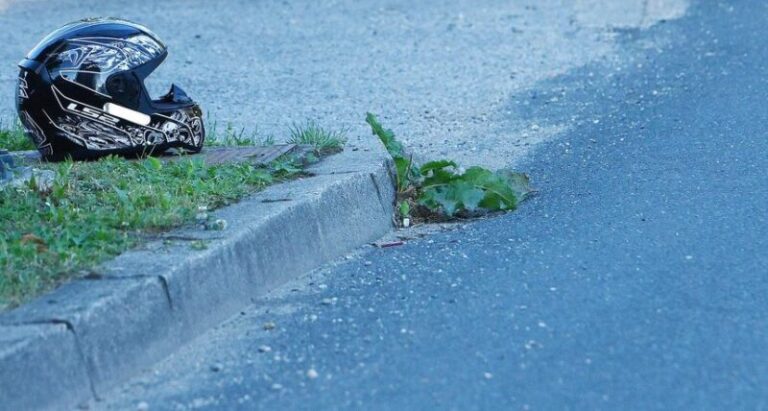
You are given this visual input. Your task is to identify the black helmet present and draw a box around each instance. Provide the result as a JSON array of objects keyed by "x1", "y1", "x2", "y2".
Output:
[{"x1": 16, "y1": 18, "x2": 205, "y2": 161}]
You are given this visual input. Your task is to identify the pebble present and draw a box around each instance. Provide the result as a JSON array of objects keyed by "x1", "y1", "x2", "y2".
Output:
[
  {"x1": 271, "y1": 383, "x2": 283, "y2": 391},
  {"x1": 484, "y1": 372, "x2": 493, "y2": 380},
  {"x1": 263, "y1": 321, "x2": 276, "y2": 330},
  {"x1": 206, "y1": 219, "x2": 228, "y2": 231},
  {"x1": 306, "y1": 368, "x2": 319, "y2": 379},
  {"x1": 258, "y1": 345, "x2": 272, "y2": 353},
  {"x1": 210, "y1": 363, "x2": 223, "y2": 372},
  {"x1": 136, "y1": 401, "x2": 149, "y2": 411}
]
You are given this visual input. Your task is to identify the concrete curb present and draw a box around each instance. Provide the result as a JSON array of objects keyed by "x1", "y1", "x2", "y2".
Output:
[{"x1": 0, "y1": 149, "x2": 395, "y2": 411}]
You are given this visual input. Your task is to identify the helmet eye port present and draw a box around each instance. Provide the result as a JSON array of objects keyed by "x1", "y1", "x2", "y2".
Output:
[
  {"x1": 108, "y1": 76, "x2": 126, "y2": 94},
  {"x1": 106, "y1": 73, "x2": 141, "y2": 108}
]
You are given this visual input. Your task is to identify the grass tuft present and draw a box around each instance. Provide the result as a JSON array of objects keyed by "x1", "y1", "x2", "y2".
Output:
[
  {"x1": 207, "y1": 121, "x2": 275, "y2": 147},
  {"x1": 289, "y1": 121, "x2": 347, "y2": 153},
  {"x1": 0, "y1": 119, "x2": 36, "y2": 151}
]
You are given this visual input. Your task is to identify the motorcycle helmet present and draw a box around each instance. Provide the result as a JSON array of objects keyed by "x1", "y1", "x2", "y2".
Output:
[{"x1": 16, "y1": 17, "x2": 205, "y2": 161}]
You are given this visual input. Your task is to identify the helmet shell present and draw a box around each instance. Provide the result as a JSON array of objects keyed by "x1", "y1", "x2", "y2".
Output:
[{"x1": 17, "y1": 18, "x2": 204, "y2": 161}]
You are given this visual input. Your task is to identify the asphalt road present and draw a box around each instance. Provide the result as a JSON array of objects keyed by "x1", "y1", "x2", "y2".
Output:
[
  {"x1": 0, "y1": 0, "x2": 685, "y2": 169},
  {"x1": 95, "y1": 1, "x2": 768, "y2": 410}
]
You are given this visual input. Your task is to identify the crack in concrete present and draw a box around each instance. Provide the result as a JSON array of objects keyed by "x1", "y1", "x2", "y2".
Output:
[
  {"x1": 8, "y1": 318, "x2": 99, "y2": 401},
  {"x1": 369, "y1": 172, "x2": 390, "y2": 215}
]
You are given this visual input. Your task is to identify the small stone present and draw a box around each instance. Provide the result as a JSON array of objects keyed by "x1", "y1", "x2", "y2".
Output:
[
  {"x1": 320, "y1": 297, "x2": 337, "y2": 306},
  {"x1": 263, "y1": 321, "x2": 276, "y2": 330},
  {"x1": 206, "y1": 218, "x2": 228, "y2": 231},
  {"x1": 258, "y1": 345, "x2": 272, "y2": 353},
  {"x1": 306, "y1": 368, "x2": 319, "y2": 379},
  {"x1": 210, "y1": 363, "x2": 223, "y2": 372},
  {"x1": 136, "y1": 401, "x2": 149, "y2": 411},
  {"x1": 364, "y1": 260, "x2": 372, "y2": 266},
  {"x1": 271, "y1": 383, "x2": 283, "y2": 391},
  {"x1": 484, "y1": 372, "x2": 493, "y2": 380}
]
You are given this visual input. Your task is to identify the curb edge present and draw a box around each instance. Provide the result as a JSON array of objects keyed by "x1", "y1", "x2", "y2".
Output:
[{"x1": 0, "y1": 149, "x2": 395, "y2": 410}]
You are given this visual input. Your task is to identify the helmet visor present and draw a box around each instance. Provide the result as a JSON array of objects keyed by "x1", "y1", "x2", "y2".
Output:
[{"x1": 45, "y1": 34, "x2": 165, "y2": 96}]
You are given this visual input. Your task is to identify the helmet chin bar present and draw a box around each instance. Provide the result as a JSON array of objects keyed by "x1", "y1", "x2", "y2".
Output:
[{"x1": 155, "y1": 84, "x2": 193, "y2": 106}]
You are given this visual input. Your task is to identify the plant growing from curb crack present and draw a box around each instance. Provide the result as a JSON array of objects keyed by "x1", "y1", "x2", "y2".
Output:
[{"x1": 365, "y1": 113, "x2": 533, "y2": 224}]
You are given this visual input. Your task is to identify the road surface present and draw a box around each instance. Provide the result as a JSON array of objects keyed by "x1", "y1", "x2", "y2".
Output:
[
  {"x1": 0, "y1": 0, "x2": 685, "y2": 169},
  {"x1": 93, "y1": 0, "x2": 768, "y2": 410}
]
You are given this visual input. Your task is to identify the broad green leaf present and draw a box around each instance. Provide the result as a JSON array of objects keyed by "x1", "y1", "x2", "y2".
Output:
[
  {"x1": 453, "y1": 181, "x2": 485, "y2": 211},
  {"x1": 461, "y1": 167, "x2": 518, "y2": 211},
  {"x1": 421, "y1": 168, "x2": 455, "y2": 186},
  {"x1": 420, "y1": 160, "x2": 458, "y2": 187},
  {"x1": 431, "y1": 188, "x2": 459, "y2": 216},
  {"x1": 495, "y1": 169, "x2": 533, "y2": 201},
  {"x1": 419, "y1": 160, "x2": 457, "y2": 174},
  {"x1": 367, "y1": 113, "x2": 421, "y2": 191},
  {"x1": 419, "y1": 182, "x2": 477, "y2": 217},
  {"x1": 366, "y1": 113, "x2": 405, "y2": 158},
  {"x1": 417, "y1": 187, "x2": 442, "y2": 213}
]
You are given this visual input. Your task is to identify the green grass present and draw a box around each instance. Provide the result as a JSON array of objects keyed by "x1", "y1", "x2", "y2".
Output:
[
  {"x1": 289, "y1": 121, "x2": 347, "y2": 153},
  {"x1": 169, "y1": 119, "x2": 347, "y2": 152},
  {"x1": 0, "y1": 155, "x2": 303, "y2": 309},
  {"x1": 3, "y1": 118, "x2": 347, "y2": 152},
  {"x1": 0, "y1": 119, "x2": 36, "y2": 151},
  {"x1": 0, "y1": 117, "x2": 347, "y2": 309},
  {"x1": 207, "y1": 121, "x2": 275, "y2": 147}
]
